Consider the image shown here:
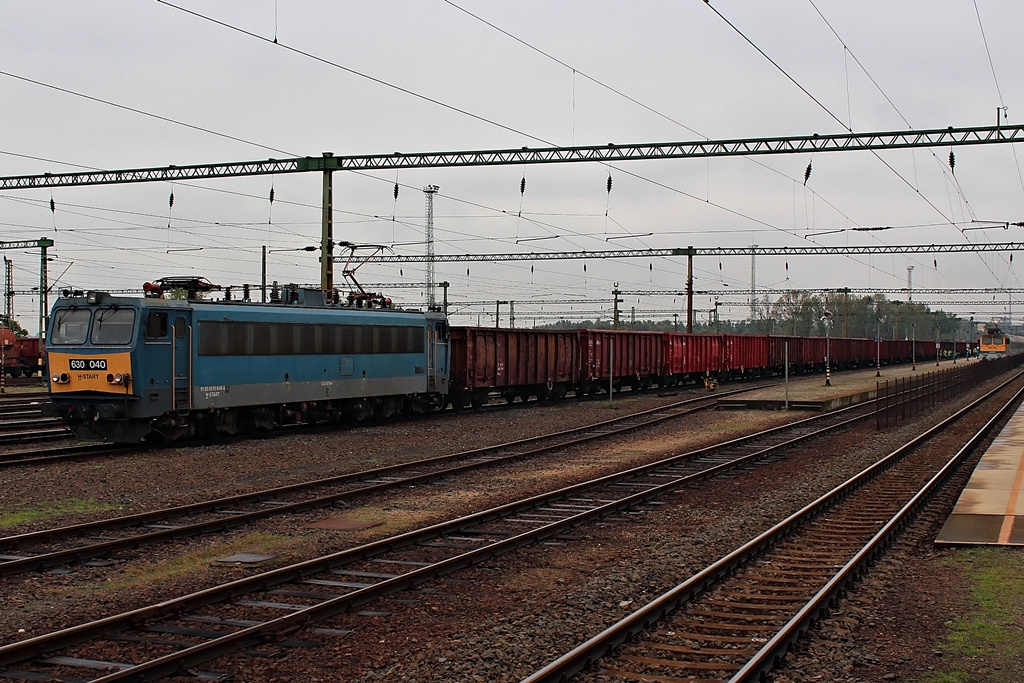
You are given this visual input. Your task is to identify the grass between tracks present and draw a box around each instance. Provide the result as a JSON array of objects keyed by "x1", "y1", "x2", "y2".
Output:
[
  {"x1": 922, "y1": 547, "x2": 1024, "y2": 682},
  {"x1": 104, "y1": 532, "x2": 304, "y2": 590},
  {"x1": 0, "y1": 498, "x2": 119, "y2": 528}
]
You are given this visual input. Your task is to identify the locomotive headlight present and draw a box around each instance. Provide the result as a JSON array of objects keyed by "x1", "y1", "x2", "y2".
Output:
[
  {"x1": 51, "y1": 372, "x2": 61, "y2": 384},
  {"x1": 106, "y1": 372, "x2": 128, "y2": 385},
  {"x1": 52, "y1": 372, "x2": 70, "y2": 384}
]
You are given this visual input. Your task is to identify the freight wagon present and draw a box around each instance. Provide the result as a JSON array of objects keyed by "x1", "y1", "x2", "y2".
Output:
[
  {"x1": 1, "y1": 329, "x2": 44, "y2": 378},
  {"x1": 662, "y1": 333, "x2": 721, "y2": 385},
  {"x1": 577, "y1": 329, "x2": 663, "y2": 395},
  {"x1": 448, "y1": 327, "x2": 578, "y2": 408}
]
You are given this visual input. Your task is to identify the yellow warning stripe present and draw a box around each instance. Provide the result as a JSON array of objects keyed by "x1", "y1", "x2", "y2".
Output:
[{"x1": 997, "y1": 449, "x2": 1024, "y2": 544}]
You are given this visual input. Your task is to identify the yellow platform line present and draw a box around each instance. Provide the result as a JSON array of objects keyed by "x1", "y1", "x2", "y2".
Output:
[{"x1": 997, "y1": 447, "x2": 1024, "y2": 544}]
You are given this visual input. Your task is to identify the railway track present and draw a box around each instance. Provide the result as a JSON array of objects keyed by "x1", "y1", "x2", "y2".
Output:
[
  {"x1": 0, "y1": 377, "x2": 45, "y2": 389},
  {"x1": 0, "y1": 443, "x2": 132, "y2": 468},
  {"x1": 521, "y1": 371, "x2": 1024, "y2": 683},
  {"x1": 0, "y1": 386, "x2": 763, "y2": 577},
  {"x1": 0, "y1": 385, "x2": 882, "y2": 680},
  {"x1": 0, "y1": 416, "x2": 69, "y2": 445},
  {"x1": 0, "y1": 381, "x2": 743, "y2": 467},
  {"x1": 0, "y1": 398, "x2": 47, "y2": 416},
  {"x1": 0, "y1": 392, "x2": 59, "y2": 445}
]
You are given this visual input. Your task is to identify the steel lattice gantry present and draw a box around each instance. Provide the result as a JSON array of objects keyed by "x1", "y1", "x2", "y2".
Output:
[
  {"x1": 2, "y1": 124, "x2": 1022, "y2": 189},
  {"x1": 0, "y1": 238, "x2": 54, "y2": 340},
  {"x1": 621, "y1": 287, "x2": 1024, "y2": 297},
  {"x1": 352, "y1": 243, "x2": 1024, "y2": 332},
  {"x1": 2, "y1": 123, "x2": 1023, "y2": 293},
  {"x1": 349, "y1": 243, "x2": 1024, "y2": 263}
]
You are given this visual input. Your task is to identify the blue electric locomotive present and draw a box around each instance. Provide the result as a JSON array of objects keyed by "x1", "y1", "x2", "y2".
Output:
[{"x1": 45, "y1": 284, "x2": 450, "y2": 442}]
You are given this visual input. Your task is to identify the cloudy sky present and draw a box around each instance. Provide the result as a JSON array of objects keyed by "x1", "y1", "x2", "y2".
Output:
[{"x1": 2, "y1": 0, "x2": 1022, "y2": 334}]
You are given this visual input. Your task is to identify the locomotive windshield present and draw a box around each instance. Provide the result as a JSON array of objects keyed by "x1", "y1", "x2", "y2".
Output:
[
  {"x1": 91, "y1": 308, "x2": 137, "y2": 344},
  {"x1": 50, "y1": 308, "x2": 91, "y2": 345}
]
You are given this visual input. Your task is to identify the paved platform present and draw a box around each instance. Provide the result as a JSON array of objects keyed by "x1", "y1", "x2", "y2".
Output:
[
  {"x1": 936, "y1": 399, "x2": 1024, "y2": 546},
  {"x1": 718, "y1": 360, "x2": 973, "y2": 412}
]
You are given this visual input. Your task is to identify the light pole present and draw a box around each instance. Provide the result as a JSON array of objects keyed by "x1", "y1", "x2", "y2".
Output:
[
  {"x1": 875, "y1": 317, "x2": 882, "y2": 377},
  {"x1": 970, "y1": 316, "x2": 975, "y2": 358},
  {"x1": 822, "y1": 310, "x2": 833, "y2": 386}
]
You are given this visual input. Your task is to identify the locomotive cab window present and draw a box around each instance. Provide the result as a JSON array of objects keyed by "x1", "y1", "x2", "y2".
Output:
[
  {"x1": 145, "y1": 312, "x2": 169, "y2": 339},
  {"x1": 91, "y1": 308, "x2": 137, "y2": 345},
  {"x1": 50, "y1": 308, "x2": 91, "y2": 345}
]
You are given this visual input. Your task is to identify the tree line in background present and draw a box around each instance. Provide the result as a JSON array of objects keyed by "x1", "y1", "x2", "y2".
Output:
[
  {"x1": 542, "y1": 293, "x2": 990, "y2": 341},
  {"x1": 0, "y1": 315, "x2": 28, "y2": 337}
]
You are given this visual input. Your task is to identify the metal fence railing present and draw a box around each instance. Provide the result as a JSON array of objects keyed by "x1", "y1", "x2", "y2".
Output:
[{"x1": 876, "y1": 354, "x2": 1024, "y2": 430}]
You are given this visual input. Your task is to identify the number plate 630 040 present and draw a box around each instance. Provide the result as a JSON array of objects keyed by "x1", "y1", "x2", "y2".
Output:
[{"x1": 69, "y1": 358, "x2": 107, "y2": 370}]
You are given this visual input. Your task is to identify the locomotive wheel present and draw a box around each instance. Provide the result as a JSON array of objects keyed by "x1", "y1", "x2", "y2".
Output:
[
  {"x1": 380, "y1": 397, "x2": 398, "y2": 419},
  {"x1": 450, "y1": 392, "x2": 468, "y2": 412}
]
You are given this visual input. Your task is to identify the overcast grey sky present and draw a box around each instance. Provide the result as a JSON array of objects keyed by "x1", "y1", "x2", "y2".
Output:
[{"x1": 2, "y1": 1, "x2": 1022, "y2": 333}]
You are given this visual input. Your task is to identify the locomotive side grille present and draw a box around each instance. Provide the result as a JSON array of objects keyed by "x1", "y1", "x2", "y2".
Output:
[{"x1": 197, "y1": 321, "x2": 424, "y2": 356}]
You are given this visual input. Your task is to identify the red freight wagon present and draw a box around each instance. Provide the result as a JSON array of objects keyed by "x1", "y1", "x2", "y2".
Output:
[
  {"x1": 720, "y1": 334, "x2": 771, "y2": 377},
  {"x1": 768, "y1": 335, "x2": 808, "y2": 372},
  {"x1": 796, "y1": 336, "x2": 825, "y2": 371},
  {"x1": 578, "y1": 329, "x2": 663, "y2": 394},
  {"x1": 884, "y1": 338, "x2": 908, "y2": 364},
  {"x1": 662, "y1": 333, "x2": 722, "y2": 384},
  {"x1": 1, "y1": 331, "x2": 43, "y2": 378},
  {"x1": 855, "y1": 338, "x2": 874, "y2": 365},
  {"x1": 448, "y1": 327, "x2": 579, "y2": 407},
  {"x1": 829, "y1": 337, "x2": 852, "y2": 366}
]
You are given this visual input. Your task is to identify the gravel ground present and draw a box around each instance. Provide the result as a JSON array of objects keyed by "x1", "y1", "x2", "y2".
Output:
[
  {"x1": 1, "y1": 374, "x2": 1019, "y2": 682},
  {"x1": 0, "y1": 391, "x2": 788, "y2": 638}
]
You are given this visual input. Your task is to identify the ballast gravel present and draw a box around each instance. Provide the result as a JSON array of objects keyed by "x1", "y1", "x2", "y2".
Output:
[{"x1": 0, "y1": 373, "x2": 1017, "y2": 682}]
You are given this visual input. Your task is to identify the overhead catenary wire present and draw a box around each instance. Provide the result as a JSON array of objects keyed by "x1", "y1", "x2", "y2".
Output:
[
  {"x1": 4, "y1": 6, "x2": 1015, "y2": 307},
  {"x1": 155, "y1": 0, "x2": 553, "y2": 147},
  {"x1": 438, "y1": 0, "x2": 881, "y2": 269},
  {"x1": 972, "y1": 0, "x2": 1024, "y2": 199},
  {"x1": 4, "y1": 7, "x2": 897, "y2": 296},
  {"x1": 803, "y1": 0, "x2": 994, "y2": 285},
  {"x1": 154, "y1": 0, "x2": 919, "y2": 299},
  {"x1": 706, "y1": 0, "x2": 989, "y2": 292}
]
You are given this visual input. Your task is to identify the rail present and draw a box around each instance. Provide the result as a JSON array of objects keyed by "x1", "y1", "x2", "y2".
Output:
[
  {"x1": 522, "y1": 370, "x2": 1024, "y2": 683},
  {"x1": 0, "y1": 395, "x2": 874, "y2": 679}
]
